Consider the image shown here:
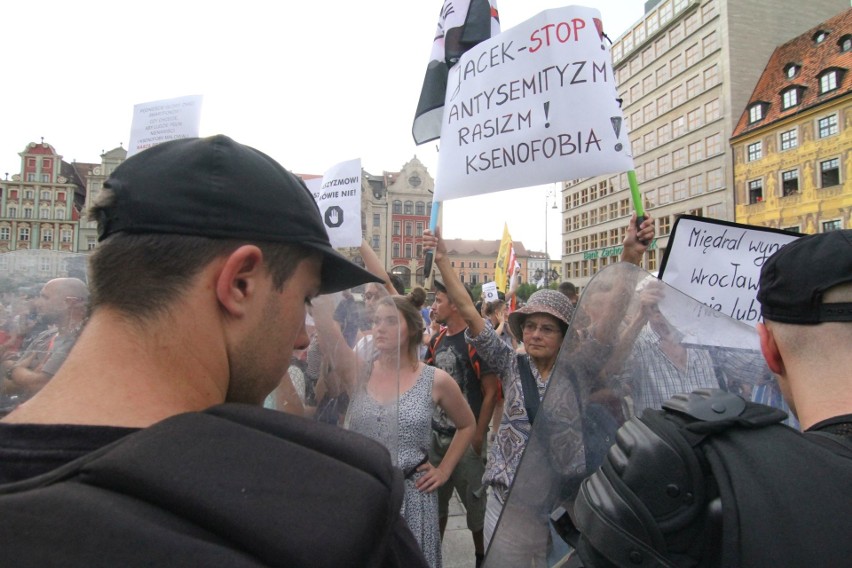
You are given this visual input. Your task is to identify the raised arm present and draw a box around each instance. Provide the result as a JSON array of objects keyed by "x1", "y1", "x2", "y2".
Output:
[
  {"x1": 359, "y1": 240, "x2": 396, "y2": 296},
  {"x1": 423, "y1": 228, "x2": 485, "y2": 337},
  {"x1": 621, "y1": 213, "x2": 655, "y2": 265}
]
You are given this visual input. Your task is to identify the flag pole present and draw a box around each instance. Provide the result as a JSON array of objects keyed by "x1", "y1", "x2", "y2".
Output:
[
  {"x1": 423, "y1": 198, "x2": 441, "y2": 286},
  {"x1": 627, "y1": 169, "x2": 649, "y2": 245}
]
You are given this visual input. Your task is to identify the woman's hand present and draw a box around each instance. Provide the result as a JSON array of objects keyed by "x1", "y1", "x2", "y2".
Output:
[{"x1": 414, "y1": 462, "x2": 449, "y2": 493}]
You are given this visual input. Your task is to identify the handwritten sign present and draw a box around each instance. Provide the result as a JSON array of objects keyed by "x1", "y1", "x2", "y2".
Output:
[
  {"x1": 126, "y1": 95, "x2": 203, "y2": 157},
  {"x1": 658, "y1": 216, "x2": 800, "y2": 327},
  {"x1": 433, "y1": 7, "x2": 632, "y2": 201},
  {"x1": 304, "y1": 159, "x2": 362, "y2": 249}
]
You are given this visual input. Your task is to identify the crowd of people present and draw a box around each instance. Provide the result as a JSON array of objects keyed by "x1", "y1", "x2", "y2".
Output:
[{"x1": 0, "y1": 135, "x2": 849, "y2": 568}]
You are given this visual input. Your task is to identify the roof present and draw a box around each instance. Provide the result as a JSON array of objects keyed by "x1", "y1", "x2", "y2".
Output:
[
  {"x1": 443, "y1": 238, "x2": 528, "y2": 257},
  {"x1": 732, "y1": 8, "x2": 852, "y2": 138}
]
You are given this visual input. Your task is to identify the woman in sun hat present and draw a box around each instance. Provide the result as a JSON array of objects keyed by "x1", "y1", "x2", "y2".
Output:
[{"x1": 423, "y1": 213, "x2": 655, "y2": 554}]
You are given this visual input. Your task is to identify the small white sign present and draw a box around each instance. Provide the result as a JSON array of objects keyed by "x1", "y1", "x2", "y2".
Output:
[
  {"x1": 659, "y1": 216, "x2": 800, "y2": 328},
  {"x1": 305, "y1": 159, "x2": 363, "y2": 249},
  {"x1": 482, "y1": 281, "x2": 499, "y2": 302},
  {"x1": 434, "y1": 7, "x2": 632, "y2": 201},
  {"x1": 126, "y1": 95, "x2": 203, "y2": 157}
]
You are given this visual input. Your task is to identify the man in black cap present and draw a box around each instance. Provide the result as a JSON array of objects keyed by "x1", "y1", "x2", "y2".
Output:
[
  {"x1": 0, "y1": 136, "x2": 427, "y2": 567},
  {"x1": 565, "y1": 229, "x2": 852, "y2": 567}
]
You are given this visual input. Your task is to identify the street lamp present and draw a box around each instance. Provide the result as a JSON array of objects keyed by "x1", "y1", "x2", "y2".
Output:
[{"x1": 544, "y1": 187, "x2": 558, "y2": 288}]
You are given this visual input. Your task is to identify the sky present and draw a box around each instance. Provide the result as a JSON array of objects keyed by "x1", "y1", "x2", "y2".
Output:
[{"x1": 0, "y1": 0, "x2": 644, "y2": 258}]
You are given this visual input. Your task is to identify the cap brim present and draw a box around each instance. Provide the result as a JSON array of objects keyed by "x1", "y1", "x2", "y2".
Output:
[{"x1": 315, "y1": 245, "x2": 383, "y2": 294}]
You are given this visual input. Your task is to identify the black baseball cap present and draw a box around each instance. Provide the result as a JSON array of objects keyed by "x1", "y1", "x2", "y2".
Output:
[
  {"x1": 96, "y1": 135, "x2": 381, "y2": 294},
  {"x1": 758, "y1": 230, "x2": 852, "y2": 324}
]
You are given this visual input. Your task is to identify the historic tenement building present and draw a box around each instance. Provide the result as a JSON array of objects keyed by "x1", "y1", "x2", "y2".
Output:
[{"x1": 732, "y1": 8, "x2": 852, "y2": 233}]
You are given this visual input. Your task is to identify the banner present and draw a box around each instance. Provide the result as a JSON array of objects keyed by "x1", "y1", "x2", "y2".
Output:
[
  {"x1": 304, "y1": 159, "x2": 363, "y2": 248},
  {"x1": 434, "y1": 7, "x2": 632, "y2": 200},
  {"x1": 413, "y1": 0, "x2": 500, "y2": 145},
  {"x1": 494, "y1": 223, "x2": 513, "y2": 292},
  {"x1": 126, "y1": 95, "x2": 203, "y2": 157},
  {"x1": 658, "y1": 216, "x2": 800, "y2": 328}
]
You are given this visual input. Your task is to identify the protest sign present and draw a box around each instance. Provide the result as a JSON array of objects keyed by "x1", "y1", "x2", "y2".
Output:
[
  {"x1": 658, "y1": 216, "x2": 800, "y2": 328},
  {"x1": 434, "y1": 6, "x2": 632, "y2": 201},
  {"x1": 126, "y1": 95, "x2": 203, "y2": 157},
  {"x1": 482, "y1": 281, "x2": 499, "y2": 302},
  {"x1": 304, "y1": 159, "x2": 363, "y2": 249}
]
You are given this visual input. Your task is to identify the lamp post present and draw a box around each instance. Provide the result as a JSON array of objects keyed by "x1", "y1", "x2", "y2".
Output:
[{"x1": 544, "y1": 187, "x2": 558, "y2": 288}]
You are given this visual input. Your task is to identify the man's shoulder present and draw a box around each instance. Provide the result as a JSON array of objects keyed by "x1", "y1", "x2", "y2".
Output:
[{"x1": 0, "y1": 405, "x2": 423, "y2": 567}]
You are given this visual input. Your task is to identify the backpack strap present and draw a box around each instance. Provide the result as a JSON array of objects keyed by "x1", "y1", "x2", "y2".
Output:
[
  {"x1": 426, "y1": 327, "x2": 448, "y2": 365},
  {"x1": 516, "y1": 354, "x2": 540, "y2": 425}
]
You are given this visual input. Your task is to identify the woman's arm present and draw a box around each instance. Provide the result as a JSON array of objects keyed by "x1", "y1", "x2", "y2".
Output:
[
  {"x1": 422, "y1": 228, "x2": 485, "y2": 337},
  {"x1": 415, "y1": 368, "x2": 476, "y2": 493},
  {"x1": 360, "y1": 240, "x2": 396, "y2": 295}
]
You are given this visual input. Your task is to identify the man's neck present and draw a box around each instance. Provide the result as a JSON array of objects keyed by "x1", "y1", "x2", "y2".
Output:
[{"x1": 444, "y1": 314, "x2": 468, "y2": 335}]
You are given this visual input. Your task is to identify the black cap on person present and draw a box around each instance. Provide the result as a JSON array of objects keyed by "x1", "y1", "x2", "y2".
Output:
[
  {"x1": 757, "y1": 229, "x2": 852, "y2": 324},
  {"x1": 96, "y1": 135, "x2": 381, "y2": 294}
]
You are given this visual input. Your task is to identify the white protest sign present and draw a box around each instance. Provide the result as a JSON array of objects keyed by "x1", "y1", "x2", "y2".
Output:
[
  {"x1": 482, "y1": 281, "x2": 499, "y2": 302},
  {"x1": 126, "y1": 95, "x2": 203, "y2": 157},
  {"x1": 434, "y1": 7, "x2": 632, "y2": 200},
  {"x1": 658, "y1": 216, "x2": 800, "y2": 328},
  {"x1": 305, "y1": 159, "x2": 362, "y2": 249}
]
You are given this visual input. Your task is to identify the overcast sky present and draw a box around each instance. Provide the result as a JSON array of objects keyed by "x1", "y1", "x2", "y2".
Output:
[{"x1": 0, "y1": 0, "x2": 643, "y2": 257}]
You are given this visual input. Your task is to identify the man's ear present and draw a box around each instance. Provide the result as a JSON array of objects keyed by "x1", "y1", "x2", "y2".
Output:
[
  {"x1": 757, "y1": 322, "x2": 784, "y2": 375},
  {"x1": 215, "y1": 245, "x2": 266, "y2": 317}
]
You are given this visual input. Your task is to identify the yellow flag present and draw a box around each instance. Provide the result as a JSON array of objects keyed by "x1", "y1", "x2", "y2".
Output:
[{"x1": 495, "y1": 223, "x2": 513, "y2": 293}]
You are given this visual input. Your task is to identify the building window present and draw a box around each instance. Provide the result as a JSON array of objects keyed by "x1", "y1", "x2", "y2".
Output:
[
  {"x1": 392, "y1": 200, "x2": 402, "y2": 214},
  {"x1": 40, "y1": 190, "x2": 50, "y2": 200},
  {"x1": 60, "y1": 230, "x2": 72, "y2": 243},
  {"x1": 658, "y1": 215, "x2": 672, "y2": 235},
  {"x1": 819, "y1": 70, "x2": 839, "y2": 94},
  {"x1": 781, "y1": 170, "x2": 799, "y2": 196},
  {"x1": 707, "y1": 168, "x2": 723, "y2": 190},
  {"x1": 372, "y1": 213, "x2": 380, "y2": 227},
  {"x1": 657, "y1": 124, "x2": 672, "y2": 145},
  {"x1": 39, "y1": 209, "x2": 49, "y2": 219},
  {"x1": 689, "y1": 174, "x2": 704, "y2": 196},
  {"x1": 42, "y1": 230, "x2": 53, "y2": 242},
  {"x1": 671, "y1": 84, "x2": 686, "y2": 107},
  {"x1": 644, "y1": 103, "x2": 656, "y2": 123},
  {"x1": 818, "y1": 115, "x2": 838, "y2": 138},
  {"x1": 56, "y1": 209, "x2": 65, "y2": 220},
  {"x1": 705, "y1": 133, "x2": 722, "y2": 156},
  {"x1": 748, "y1": 180, "x2": 763, "y2": 204},
  {"x1": 24, "y1": 190, "x2": 34, "y2": 199},
  {"x1": 780, "y1": 129, "x2": 798, "y2": 150},
  {"x1": 371, "y1": 235, "x2": 380, "y2": 249},
  {"x1": 0, "y1": 227, "x2": 9, "y2": 240},
  {"x1": 688, "y1": 141, "x2": 704, "y2": 163},
  {"x1": 416, "y1": 244, "x2": 423, "y2": 257},
  {"x1": 8, "y1": 208, "x2": 16, "y2": 218},
  {"x1": 405, "y1": 222, "x2": 413, "y2": 236},
  {"x1": 784, "y1": 63, "x2": 800, "y2": 78},
  {"x1": 747, "y1": 141, "x2": 762, "y2": 162},
  {"x1": 416, "y1": 222, "x2": 423, "y2": 236},
  {"x1": 781, "y1": 88, "x2": 798, "y2": 109},
  {"x1": 672, "y1": 116, "x2": 686, "y2": 138},
  {"x1": 426, "y1": 203, "x2": 432, "y2": 217},
  {"x1": 41, "y1": 174, "x2": 50, "y2": 183},
  {"x1": 23, "y1": 208, "x2": 32, "y2": 219},
  {"x1": 673, "y1": 180, "x2": 687, "y2": 200},
  {"x1": 87, "y1": 237, "x2": 97, "y2": 251},
  {"x1": 673, "y1": 147, "x2": 687, "y2": 169},
  {"x1": 748, "y1": 104, "x2": 764, "y2": 123},
  {"x1": 404, "y1": 201, "x2": 413, "y2": 215},
  {"x1": 405, "y1": 244, "x2": 412, "y2": 258},
  {"x1": 813, "y1": 30, "x2": 828, "y2": 44},
  {"x1": 820, "y1": 158, "x2": 840, "y2": 187},
  {"x1": 393, "y1": 221, "x2": 400, "y2": 236},
  {"x1": 670, "y1": 54, "x2": 684, "y2": 76},
  {"x1": 840, "y1": 36, "x2": 852, "y2": 52},
  {"x1": 658, "y1": 154, "x2": 671, "y2": 174},
  {"x1": 27, "y1": 173, "x2": 36, "y2": 182},
  {"x1": 687, "y1": 108, "x2": 703, "y2": 130},
  {"x1": 703, "y1": 64, "x2": 719, "y2": 88},
  {"x1": 415, "y1": 201, "x2": 425, "y2": 216},
  {"x1": 685, "y1": 44, "x2": 699, "y2": 67},
  {"x1": 392, "y1": 243, "x2": 400, "y2": 257},
  {"x1": 19, "y1": 228, "x2": 30, "y2": 241},
  {"x1": 822, "y1": 220, "x2": 842, "y2": 232},
  {"x1": 686, "y1": 75, "x2": 701, "y2": 99}
]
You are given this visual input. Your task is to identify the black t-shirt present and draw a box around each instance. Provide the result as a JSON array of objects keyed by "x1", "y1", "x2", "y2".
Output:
[{"x1": 0, "y1": 422, "x2": 138, "y2": 483}]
